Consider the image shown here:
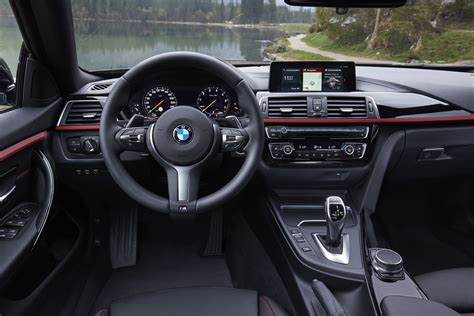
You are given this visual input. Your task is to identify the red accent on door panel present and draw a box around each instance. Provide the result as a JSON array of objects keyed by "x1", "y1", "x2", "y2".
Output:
[{"x1": 0, "y1": 131, "x2": 49, "y2": 162}]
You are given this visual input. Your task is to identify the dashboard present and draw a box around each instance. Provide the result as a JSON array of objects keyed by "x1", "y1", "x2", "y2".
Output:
[{"x1": 122, "y1": 70, "x2": 243, "y2": 119}]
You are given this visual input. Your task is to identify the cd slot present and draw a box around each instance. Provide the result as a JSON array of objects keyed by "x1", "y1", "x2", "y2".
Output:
[{"x1": 265, "y1": 126, "x2": 369, "y2": 139}]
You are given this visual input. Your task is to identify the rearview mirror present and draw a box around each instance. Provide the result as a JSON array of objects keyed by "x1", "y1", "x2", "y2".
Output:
[{"x1": 284, "y1": 0, "x2": 406, "y2": 8}]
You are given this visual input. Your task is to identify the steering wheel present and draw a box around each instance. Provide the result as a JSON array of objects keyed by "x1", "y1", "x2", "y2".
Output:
[{"x1": 100, "y1": 52, "x2": 264, "y2": 216}]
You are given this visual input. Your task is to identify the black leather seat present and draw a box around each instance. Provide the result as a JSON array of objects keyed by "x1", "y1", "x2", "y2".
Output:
[
  {"x1": 416, "y1": 268, "x2": 474, "y2": 315},
  {"x1": 96, "y1": 287, "x2": 288, "y2": 316}
]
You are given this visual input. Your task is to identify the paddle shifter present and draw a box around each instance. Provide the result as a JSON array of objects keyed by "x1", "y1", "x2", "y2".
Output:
[{"x1": 325, "y1": 196, "x2": 346, "y2": 247}]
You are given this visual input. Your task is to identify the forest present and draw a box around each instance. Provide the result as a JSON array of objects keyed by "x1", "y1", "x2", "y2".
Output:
[
  {"x1": 304, "y1": 0, "x2": 473, "y2": 63},
  {"x1": 71, "y1": 0, "x2": 313, "y2": 24}
]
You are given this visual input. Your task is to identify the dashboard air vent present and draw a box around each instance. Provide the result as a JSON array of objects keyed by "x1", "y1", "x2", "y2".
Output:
[
  {"x1": 90, "y1": 82, "x2": 112, "y2": 91},
  {"x1": 326, "y1": 96, "x2": 367, "y2": 118},
  {"x1": 65, "y1": 100, "x2": 102, "y2": 124},
  {"x1": 267, "y1": 96, "x2": 308, "y2": 118}
]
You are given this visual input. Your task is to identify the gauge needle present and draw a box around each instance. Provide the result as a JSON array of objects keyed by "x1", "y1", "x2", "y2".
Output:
[
  {"x1": 150, "y1": 100, "x2": 165, "y2": 113},
  {"x1": 201, "y1": 99, "x2": 217, "y2": 112}
]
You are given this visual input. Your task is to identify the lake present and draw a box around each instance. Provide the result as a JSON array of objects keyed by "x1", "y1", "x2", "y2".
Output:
[
  {"x1": 1, "y1": 19, "x2": 286, "y2": 74},
  {"x1": 73, "y1": 21, "x2": 285, "y2": 70}
]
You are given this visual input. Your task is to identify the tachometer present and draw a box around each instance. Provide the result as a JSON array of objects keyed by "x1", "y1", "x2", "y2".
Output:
[
  {"x1": 143, "y1": 86, "x2": 177, "y2": 118},
  {"x1": 197, "y1": 86, "x2": 231, "y2": 118}
]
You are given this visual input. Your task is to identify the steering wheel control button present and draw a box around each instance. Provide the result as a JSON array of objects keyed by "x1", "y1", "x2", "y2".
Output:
[
  {"x1": 370, "y1": 248, "x2": 405, "y2": 282},
  {"x1": 118, "y1": 128, "x2": 147, "y2": 152},
  {"x1": 173, "y1": 125, "x2": 193, "y2": 144},
  {"x1": 221, "y1": 128, "x2": 247, "y2": 152}
]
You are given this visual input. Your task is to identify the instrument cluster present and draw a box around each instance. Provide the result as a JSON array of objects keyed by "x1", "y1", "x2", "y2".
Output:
[{"x1": 125, "y1": 84, "x2": 242, "y2": 119}]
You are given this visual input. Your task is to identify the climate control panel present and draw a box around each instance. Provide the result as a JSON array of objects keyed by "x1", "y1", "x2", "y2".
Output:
[{"x1": 269, "y1": 142, "x2": 367, "y2": 161}]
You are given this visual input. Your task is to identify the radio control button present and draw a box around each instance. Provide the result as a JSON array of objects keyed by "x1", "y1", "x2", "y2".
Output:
[
  {"x1": 343, "y1": 145, "x2": 355, "y2": 155},
  {"x1": 282, "y1": 145, "x2": 294, "y2": 155}
]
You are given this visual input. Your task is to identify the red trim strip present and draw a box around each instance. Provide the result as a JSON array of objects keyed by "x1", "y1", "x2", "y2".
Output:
[
  {"x1": 0, "y1": 131, "x2": 49, "y2": 162},
  {"x1": 55, "y1": 125, "x2": 100, "y2": 131},
  {"x1": 264, "y1": 114, "x2": 474, "y2": 125}
]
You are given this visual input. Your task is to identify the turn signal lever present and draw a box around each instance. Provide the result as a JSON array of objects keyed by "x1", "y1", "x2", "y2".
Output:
[{"x1": 325, "y1": 196, "x2": 347, "y2": 247}]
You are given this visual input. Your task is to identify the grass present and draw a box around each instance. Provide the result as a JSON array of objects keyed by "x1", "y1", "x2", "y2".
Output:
[
  {"x1": 275, "y1": 23, "x2": 312, "y2": 34},
  {"x1": 417, "y1": 31, "x2": 474, "y2": 63},
  {"x1": 302, "y1": 31, "x2": 474, "y2": 64},
  {"x1": 281, "y1": 50, "x2": 333, "y2": 61}
]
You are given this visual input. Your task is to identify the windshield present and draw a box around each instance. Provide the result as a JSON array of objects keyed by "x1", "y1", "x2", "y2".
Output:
[{"x1": 69, "y1": 0, "x2": 470, "y2": 69}]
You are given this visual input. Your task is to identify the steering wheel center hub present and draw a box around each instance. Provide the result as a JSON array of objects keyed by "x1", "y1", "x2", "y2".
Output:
[{"x1": 151, "y1": 106, "x2": 215, "y2": 166}]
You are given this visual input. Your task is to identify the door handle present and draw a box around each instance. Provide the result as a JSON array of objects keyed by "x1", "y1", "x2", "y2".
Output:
[{"x1": 0, "y1": 185, "x2": 16, "y2": 203}]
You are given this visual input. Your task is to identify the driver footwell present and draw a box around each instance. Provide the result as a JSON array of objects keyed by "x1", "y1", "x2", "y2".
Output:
[{"x1": 90, "y1": 209, "x2": 233, "y2": 314}]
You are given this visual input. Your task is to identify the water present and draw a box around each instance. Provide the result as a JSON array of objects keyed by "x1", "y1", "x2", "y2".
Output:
[
  {"x1": 0, "y1": 19, "x2": 285, "y2": 74},
  {"x1": 74, "y1": 21, "x2": 284, "y2": 70}
]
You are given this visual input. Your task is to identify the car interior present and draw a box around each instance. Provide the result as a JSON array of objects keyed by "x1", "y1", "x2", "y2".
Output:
[{"x1": 0, "y1": 0, "x2": 473, "y2": 315}]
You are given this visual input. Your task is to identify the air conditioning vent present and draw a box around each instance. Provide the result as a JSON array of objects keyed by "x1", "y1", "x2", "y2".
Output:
[
  {"x1": 65, "y1": 100, "x2": 102, "y2": 124},
  {"x1": 326, "y1": 96, "x2": 367, "y2": 118},
  {"x1": 90, "y1": 82, "x2": 112, "y2": 91},
  {"x1": 267, "y1": 96, "x2": 308, "y2": 118}
]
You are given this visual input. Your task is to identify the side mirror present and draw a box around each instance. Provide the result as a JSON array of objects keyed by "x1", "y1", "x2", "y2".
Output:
[{"x1": 0, "y1": 58, "x2": 16, "y2": 107}]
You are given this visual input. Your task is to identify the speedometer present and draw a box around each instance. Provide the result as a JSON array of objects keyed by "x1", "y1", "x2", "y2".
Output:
[
  {"x1": 196, "y1": 86, "x2": 231, "y2": 118},
  {"x1": 143, "y1": 86, "x2": 177, "y2": 118}
]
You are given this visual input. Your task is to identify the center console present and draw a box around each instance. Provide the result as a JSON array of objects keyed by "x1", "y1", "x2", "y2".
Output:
[{"x1": 254, "y1": 62, "x2": 450, "y2": 316}]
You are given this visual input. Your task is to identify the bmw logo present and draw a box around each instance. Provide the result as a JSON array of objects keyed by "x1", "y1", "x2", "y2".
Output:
[{"x1": 173, "y1": 125, "x2": 193, "y2": 144}]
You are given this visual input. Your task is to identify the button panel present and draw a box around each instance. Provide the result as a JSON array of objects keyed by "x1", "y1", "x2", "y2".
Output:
[
  {"x1": 269, "y1": 142, "x2": 367, "y2": 161},
  {"x1": 0, "y1": 206, "x2": 36, "y2": 240},
  {"x1": 67, "y1": 136, "x2": 101, "y2": 154}
]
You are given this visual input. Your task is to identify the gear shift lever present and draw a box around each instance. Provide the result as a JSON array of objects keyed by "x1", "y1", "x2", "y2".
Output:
[
  {"x1": 314, "y1": 196, "x2": 349, "y2": 264},
  {"x1": 324, "y1": 196, "x2": 346, "y2": 247}
]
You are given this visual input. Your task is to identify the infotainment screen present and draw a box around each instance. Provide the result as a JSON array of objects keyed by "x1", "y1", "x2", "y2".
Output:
[{"x1": 269, "y1": 61, "x2": 356, "y2": 92}]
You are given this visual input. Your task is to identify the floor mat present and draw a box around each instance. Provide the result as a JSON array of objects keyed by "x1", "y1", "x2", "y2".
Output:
[
  {"x1": 91, "y1": 210, "x2": 232, "y2": 313},
  {"x1": 377, "y1": 182, "x2": 474, "y2": 277}
]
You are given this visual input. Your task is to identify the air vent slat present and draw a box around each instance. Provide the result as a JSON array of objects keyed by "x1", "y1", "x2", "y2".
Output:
[
  {"x1": 65, "y1": 100, "x2": 103, "y2": 125},
  {"x1": 90, "y1": 82, "x2": 112, "y2": 91},
  {"x1": 267, "y1": 96, "x2": 308, "y2": 118},
  {"x1": 326, "y1": 96, "x2": 367, "y2": 118}
]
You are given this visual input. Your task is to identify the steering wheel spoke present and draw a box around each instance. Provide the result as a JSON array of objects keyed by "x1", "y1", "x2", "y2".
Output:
[
  {"x1": 220, "y1": 127, "x2": 248, "y2": 152},
  {"x1": 165, "y1": 165, "x2": 201, "y2": 204},
  {"x1": 115, "y1": 127, "x2": 149, "y2": 152}
]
